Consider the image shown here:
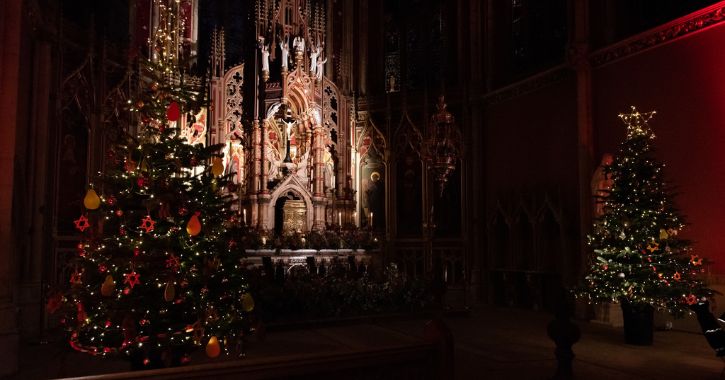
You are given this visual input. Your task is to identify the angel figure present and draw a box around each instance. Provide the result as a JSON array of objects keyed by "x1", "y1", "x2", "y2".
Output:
[{"x1": 279, "y1": 36, "x2": 290, "y2": 70}]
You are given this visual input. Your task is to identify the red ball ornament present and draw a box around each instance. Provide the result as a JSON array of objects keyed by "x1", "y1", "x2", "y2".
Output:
[
  {"x1": 137, "y1": 177, "x2": 146, "y2": 187},
  {"x1": 116, "y1": 209, "x2": 124, "y2": 217},
  {"x1": 107, "y1": 196, "x2": 117, "y2": 206},
  {"x1": 178, "y1": 207, "x2": 189, "y2": 216},
  {"x1": 166, "y1": 102, "x2": 180, "y2": 122}
]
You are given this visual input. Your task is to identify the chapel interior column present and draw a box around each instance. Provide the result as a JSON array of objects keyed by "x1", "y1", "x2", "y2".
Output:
[{"x1": 0, "y1": 0, "x2": 23, "y2": 375}]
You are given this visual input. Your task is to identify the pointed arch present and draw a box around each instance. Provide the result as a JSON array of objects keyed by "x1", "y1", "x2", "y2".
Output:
[
  {"x1": 393, "y1": 111, "x2": 423, "y2": 158},
  {"x1": 267, "y1": 175, "x2": 315, "y2": 232}
]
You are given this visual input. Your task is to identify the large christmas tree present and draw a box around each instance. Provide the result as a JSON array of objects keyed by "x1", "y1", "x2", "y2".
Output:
[
  {"x1": 578, "y1": 107, "x2": 710, "y2": 315},
  {"x1": 53, "y1": 55, "x2": 254, "y2": 366}
]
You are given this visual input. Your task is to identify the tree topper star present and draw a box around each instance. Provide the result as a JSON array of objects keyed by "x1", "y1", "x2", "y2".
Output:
[
  {"x1": 140, "y1": 215, "x2": 156, "y2": 233},
  {"x1": 124, "y1": 271, "x2": 141, "y2": 289},
  {"x1": 618, "y1": 106, "x2": 657, "y2": 138},
  {"x1": 74, "y1": 215, "x2": 91, "y2": 232}
]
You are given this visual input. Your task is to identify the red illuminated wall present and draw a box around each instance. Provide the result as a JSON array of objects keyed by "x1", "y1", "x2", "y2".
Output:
[{"x1": 592, "y1": 22, "x2": 725, "y2": 274}]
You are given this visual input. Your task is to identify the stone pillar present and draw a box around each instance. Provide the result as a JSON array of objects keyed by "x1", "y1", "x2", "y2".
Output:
[
  {"x1": 258, "y1": 117, "x2": 270, "y2": 230},
  {"x1": 312, "y1": 124, "x2": 326, "y2": 230},
  {"x1": 0, "y1": 0, "x2": 23, "y2": 375},
  {"x1": 468, "y1": 0, "x2": 484, "y2": 304},
  {"x1": 357, "y1": 0, "x2": 368, "y2": 95},
  {"x1": 17, "y1": 40, "x2": 52, "y2": 339},
  {"x1": 251, "y1": 120, "x2": 261, "y2": 227},
  {"x1": 571, "y1": 0, "x2": 593, "y2": 284}
]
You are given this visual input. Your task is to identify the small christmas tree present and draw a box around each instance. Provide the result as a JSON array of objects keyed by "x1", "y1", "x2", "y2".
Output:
[
  {"x1": 54, "y1": 57, "x2": 253, "y2": 366},
  {"x1": 578, "y1": 107, "x2": 710, "y2": 316}
]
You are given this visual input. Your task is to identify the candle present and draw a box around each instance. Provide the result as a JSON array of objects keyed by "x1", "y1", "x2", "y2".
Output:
[
  {"x1": 262, "y1": 237, "x2": 267, "y2": 246},
  {"x1": 338, "y1": 212, "x2": 342, "y2": 226},
  {"x1": 370, "y1": 212, "x2": 373, "y2": 229},
  {"x1": 243, "y1": 209, "x2": 247, "y2": 225}
]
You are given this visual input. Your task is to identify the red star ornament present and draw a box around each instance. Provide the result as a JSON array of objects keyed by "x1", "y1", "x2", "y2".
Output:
[
  {"x1": 165, "y1": 255, "x2": 181, "y2": 271},
  {"x1": 140, "y1": 215, "x2": 156, "y2": 233},
  {"x1": 69, "y1": 270, "x2": 83, "y2": 286},
  {"x1": 691, "y1": 255, "x2": 703, "y2": 266},
  {"x1": 124, "y1": 271, "x2": 141, "y2": 289},
  {"x1": 74, "y1": 215, "x2": 91, "y2": 232}
]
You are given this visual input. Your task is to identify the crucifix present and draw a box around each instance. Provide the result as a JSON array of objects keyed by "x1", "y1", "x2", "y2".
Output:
[{"x1": 282, "y1": 107, "x2": 296, "y2": 164}]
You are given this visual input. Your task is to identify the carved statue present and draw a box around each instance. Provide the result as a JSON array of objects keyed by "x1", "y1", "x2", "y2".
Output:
[
  {"x1": 310, "y1": 43, "x2": 322, "y2": 74},
  {"x1": 316, "y1": 57, "x2": 327, "y2": 80},
  {"x1": 261, "y1": 43, "x2": 270, "y2": 72},
  {"x1": 591, "y1": 153, "x2": 614, "y2": 217},
  {"x1": 293, "y1": 36, "x2": 305, "y2": 56},
  {"x1": 296, "y1": 151, "x2": 310, "y2": 181},
  {"x1": 279, "y1": 36, "x2": 290, "y2": 70},
  {"x1": 265, "y1": 143, "x2": 281, "y2": 179},
  {"x1": 322, "y1": 146, "x2": 334, "y2": 188}
]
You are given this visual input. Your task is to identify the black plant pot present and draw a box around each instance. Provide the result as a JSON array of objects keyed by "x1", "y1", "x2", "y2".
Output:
[{"x1": 620, "y1": 302, "x2": 654, "y2": 345}]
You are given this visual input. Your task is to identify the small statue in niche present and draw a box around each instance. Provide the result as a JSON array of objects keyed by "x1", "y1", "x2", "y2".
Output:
[
  {"x1": 591, "y1": 153, "x2": 614, "y2": 217},
  {"x1": 293, "y1": 36, "x2": 305, "y2": 58},
  {"x1": 309, "y1": 42, "x2": 322, "y2": 74},
  {"x1": 278, "y1": 35, "x2": 290, "y2": 71},
  {"x1": 260, "y1": 43, "x2": 270, "y2": 73},
  {"x1": 316, "y1": 57, "x2": 327, "y2": 81}
]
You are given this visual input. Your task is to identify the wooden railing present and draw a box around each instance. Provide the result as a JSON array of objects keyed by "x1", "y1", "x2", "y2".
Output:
[{"x1": 62, "y1": 342, "x2": 448, "y2": 380}]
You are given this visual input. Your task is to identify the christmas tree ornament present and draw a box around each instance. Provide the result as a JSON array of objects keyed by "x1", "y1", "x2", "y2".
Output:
[
  {"x1": 106, "y1": 196, "x2": 117, "y2": 206},
  {"x1": 101, "y1": 275, "x2": 116, "y2": 296},
  {"x1": 206, "y1": 336, "x2": 221, "y2": 358},
  {"x1": 76, "y1": 302, "x2": 87, "y2": 325},
  {"x1": 211, "y1": 157, "x2": 224, "y2": 177},
  {"x1": 165, "y1": 254, "x2": 181, "y2": 271},
  {"x1": 241, "y1": 292, "x2": 255, "y2": 312},
  {"x1": 186, "y1": 212, "x2": 202, "y2": 236},
  {"x1": 124, "y1": 270, "x2": 141, "y2": 289},
  {"x1": 140, "y1": 215, "x2": 156, "y2": 233},
  {"x1": 83, "y1": 189, "x2": 101, "y2": 210},
  {"x1": 163, "y1": 281, "x2": 175, "y2": 302},
  {"x1": 74, "y1": 215, "x2": 91, "y2": 232},
  {"x1": 166, "y1": 102, "x2": 180, "y2": 122},
  {"x1": 659, "y1": 229, "x2": 669, "y2": 240},
  {"x1": 70, "y1": 270, "x2": 83, "y2": 287},
  {"x1": 125, "y1": 159, "x2": 137, "y2": 173}
]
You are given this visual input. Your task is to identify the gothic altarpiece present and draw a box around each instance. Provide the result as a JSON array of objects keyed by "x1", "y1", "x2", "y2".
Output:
[{"x1": 206, "y1": 0, "x2": 385, "y2": 238}]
